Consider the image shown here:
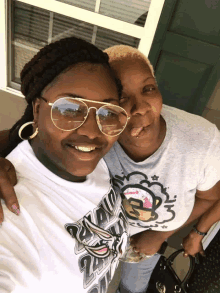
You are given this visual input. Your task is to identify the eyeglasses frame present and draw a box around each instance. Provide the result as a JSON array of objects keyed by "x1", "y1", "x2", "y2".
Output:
[{"x1": 39, "y1": 96, "x2": 130, "y2": 137}]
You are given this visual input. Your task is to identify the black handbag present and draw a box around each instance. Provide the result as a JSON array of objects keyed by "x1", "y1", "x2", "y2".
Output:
[{"x1": 147, "y1": 249, "x2": 196, "y2": 293}]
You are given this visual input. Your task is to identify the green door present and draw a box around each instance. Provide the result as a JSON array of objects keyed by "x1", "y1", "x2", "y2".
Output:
[{"x1": 149, "y1": 0, "x2": 220, "y2": 115}]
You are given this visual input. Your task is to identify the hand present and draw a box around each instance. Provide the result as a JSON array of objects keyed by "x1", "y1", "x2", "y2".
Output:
[
  {"x1": 182, "y1": 231, "x2": 205, "y2": 257},
  {"x1": 0, "y1": 157, "x2": 19, "y2": 222},
  {"x1": 130, "y1": 230, "x2": 165, "y2": 255}
]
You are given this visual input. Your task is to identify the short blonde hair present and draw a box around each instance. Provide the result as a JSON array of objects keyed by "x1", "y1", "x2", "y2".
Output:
[{"x1": 104, "y1": 45, "x2": 155, "y2": 77}]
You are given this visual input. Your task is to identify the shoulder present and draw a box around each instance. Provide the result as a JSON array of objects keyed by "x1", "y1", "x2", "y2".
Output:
[
  {"x1": 162, "y1": 104, "x2": 219, "y2": 148},
  {"x1": 6, "y1": 140, "x2": 33, "y2": 165}
]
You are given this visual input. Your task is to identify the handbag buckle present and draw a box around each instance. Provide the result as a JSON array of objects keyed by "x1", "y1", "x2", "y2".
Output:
[
  {"x1": 156, "y1": 281, "x2": 166, "y2": 293},
  {"x1": 174, "y1": 285, "x2": 182, "y2": 292}
]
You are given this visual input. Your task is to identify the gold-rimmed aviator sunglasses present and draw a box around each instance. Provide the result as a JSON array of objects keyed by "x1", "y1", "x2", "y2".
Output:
[{"x1": 40, "y1": 96, "x2": 130, "y2": 137}]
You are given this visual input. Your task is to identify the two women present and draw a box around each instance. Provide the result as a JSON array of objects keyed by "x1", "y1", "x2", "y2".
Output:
[{"x1": 0, "y1": 41, "x2": 220, "y2": 293}]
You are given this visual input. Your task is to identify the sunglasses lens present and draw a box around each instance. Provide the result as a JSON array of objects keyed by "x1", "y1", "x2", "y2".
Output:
[
  {"x1": 52, "y1": 98, "x2": 87, "y2": 130},
  {"x1": 51, "y1": 98, "x2": 128, "y2": 135},
  {"x1": 97, "y1": 105, "x2": 128, "y2": 136}
]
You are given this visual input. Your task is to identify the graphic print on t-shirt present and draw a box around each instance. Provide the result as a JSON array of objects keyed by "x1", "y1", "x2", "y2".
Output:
[
  {"x1": 113, "y1": 171, "x2": 177, "y2": 230},
  {"x1": 65, "y1": 187, "x2": 129, "y2": 293}
]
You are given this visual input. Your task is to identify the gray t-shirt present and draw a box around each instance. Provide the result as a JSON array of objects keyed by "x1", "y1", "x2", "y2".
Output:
[{"x1": 104, "y1": 104, "x2": 220, "y2": 234}]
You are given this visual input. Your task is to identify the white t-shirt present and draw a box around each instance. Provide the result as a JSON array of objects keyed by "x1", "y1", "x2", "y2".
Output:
[
  {"x1": 0, "y1": 141, "x2": 129, "y2": 293},
  {"x1": 104, "y1": 105, "x2": 220, "y2": 235}
]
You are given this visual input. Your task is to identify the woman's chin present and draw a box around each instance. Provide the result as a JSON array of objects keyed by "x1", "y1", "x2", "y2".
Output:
[{"x1": 68, "y1": 165, "x2": 95, "y2": 177}]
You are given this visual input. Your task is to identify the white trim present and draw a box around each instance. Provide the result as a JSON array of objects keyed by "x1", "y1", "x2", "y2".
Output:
[
  {"x1": 94, "y1": 0, "x2": 101, "y2": 13},
  {"x1": 202, "y1": 221, "x2": 220, "y2": 249},
  {"x1": 12, "y1": 41, "x2": 40, "y2": 52},
  {"x1": 15, "y1": 0, "x2": 144, "y2": 39},
  {"x1": 1, "y1": 86, "x2": 25, "y2": 98},
  {"x1": 91, "y1": 0, "x2": 102, "y2": 44},
  {"x1": 52, "y1": 27, "x2": 77, "y2": 43},
  {"x1": 8, "y1": 81, "x2": 21, "y2": 91},
  {"x1": 138, "y1": 0, "x2": 165, "y2": 56},
  {"x1": 48, "y1": 12, "x2": 54, "y2": 44},
  {"x1": 8, "y1": 0, "x2": 12, "y2": 88},
  {"x1": 91, "y1": 26, "x2": 98, "y2": 45},
  {"x1": 0, "y1": 0, "x2": 7, "y2": 90}
]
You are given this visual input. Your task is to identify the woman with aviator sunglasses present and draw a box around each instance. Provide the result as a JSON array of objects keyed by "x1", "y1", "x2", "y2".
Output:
[{"x1": 0, "y1": 37, "x2": 130, "y2": 293}]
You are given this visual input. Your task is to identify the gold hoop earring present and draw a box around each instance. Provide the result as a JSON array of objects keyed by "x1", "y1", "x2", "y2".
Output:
[{"x1": 18, "y1": 122, "x2": 39, "y2": 140}]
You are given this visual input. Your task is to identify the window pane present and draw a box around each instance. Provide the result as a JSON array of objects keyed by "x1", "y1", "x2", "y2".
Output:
[
  {"x1": 56, "y1": 0, "x2": 96, "y2": 12},
  {"x1": 10, "y1": 1, "x2": 140, "y2": 87},
  {"x1": 11, "y1": 2, "x2": 49, "y2": 84},
  {"x1": 99, "y1": 0, "x2": 151, "y2": 27},
  {"x1": 56, "y1": 0, "x2": 151, "y2": 27},
  {"x1": 52, "y1": 13, "x2": 94, "y2": 43},
  {"x1": 13, "y1": 2, "x2": 49, "y2": 48},
  {"x1": 12, "y1": 45, "x2": 37, "y2": 84},
  {"x1": 95, "y1": 27, "x2": 139, "y2": 51}
]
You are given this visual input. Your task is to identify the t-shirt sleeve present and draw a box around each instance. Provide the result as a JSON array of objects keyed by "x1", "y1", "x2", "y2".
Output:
[{"x1": 197, "y1": 126, "x2": 220, "y2": 191}]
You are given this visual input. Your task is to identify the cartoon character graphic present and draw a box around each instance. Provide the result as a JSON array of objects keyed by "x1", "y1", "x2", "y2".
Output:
[
  {"x1": 122, "y1": 185, "x2": 162, "y2": 222},
  {"x1": 65, "y1": 216, "x2": 128, "y2": 261},
  {"x1": 113, "y1": 171, "x2": 177, "y2": 228},
  {"x1": 65, "y1": 215, "x2": 128, "y2": 291},
  {"x1": 83, "y1": 217, "x2": 128, "y2": 260},
  {"x1": 64, "y1": 188, "x2": 128, "y2": 292}
]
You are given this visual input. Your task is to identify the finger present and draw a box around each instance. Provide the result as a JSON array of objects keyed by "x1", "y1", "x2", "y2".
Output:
[
  {"x1": 0, "y1": 158, "x2": 17, "y2": 186},
  {"x1": 199, "y1": 250, "x2": 206, "y2": 257},
  {"x1": 0, "y1": 171, "x2": 20, "y2": 216},
  {"x1": 6, "y1": 162, "x2": 17, "y2": 186},
  {"x1": 132, "y1": 247, "x2": 140, "y2": 254}
]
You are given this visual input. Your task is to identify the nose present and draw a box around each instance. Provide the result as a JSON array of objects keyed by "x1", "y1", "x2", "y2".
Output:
[
  {"x1": 130, "y1": 95, "x2": 151, "y2": 116},
  {"x1": 76, "y1": 108, "x2": 103, "y2": 139}
]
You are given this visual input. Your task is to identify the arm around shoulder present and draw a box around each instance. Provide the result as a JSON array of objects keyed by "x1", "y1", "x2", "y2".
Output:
[{"x1": 0, "y1": 129, "x2": 10, "y2": 156}]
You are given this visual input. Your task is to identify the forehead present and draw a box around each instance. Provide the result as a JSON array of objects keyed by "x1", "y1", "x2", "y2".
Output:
[
  {"x1": 112, "y1": 58, "x2": 153, "y2": 86},
  {"x1": 112, "y1": 58, "x2": 152, "y2": 79},
  {"x1": 43, "y1": 63, "x2": 118, "y2": 102}
]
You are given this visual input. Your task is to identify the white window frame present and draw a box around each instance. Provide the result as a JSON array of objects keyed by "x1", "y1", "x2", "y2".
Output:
[{"x1": 0, "y1": 0, "x2": 165, "y2": 97}]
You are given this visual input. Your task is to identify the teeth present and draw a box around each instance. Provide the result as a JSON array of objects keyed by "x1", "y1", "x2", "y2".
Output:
[{"x1": 74, "y1": 146, "x2": 96, "y2": 152}]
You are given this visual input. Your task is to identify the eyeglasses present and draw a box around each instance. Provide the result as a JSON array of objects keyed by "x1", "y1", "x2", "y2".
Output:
[{"x1": 40, "y1": 96, "x2": 130, "y2": 137}]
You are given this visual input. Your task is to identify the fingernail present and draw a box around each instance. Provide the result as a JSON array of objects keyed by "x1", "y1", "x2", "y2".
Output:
[{"x1": 11, "y1": 204, "x2": 20, "y2": 216}]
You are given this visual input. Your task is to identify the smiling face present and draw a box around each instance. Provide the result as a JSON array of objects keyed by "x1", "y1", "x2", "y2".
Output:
[
  {"x1": 31, "y1": 63, "x2": 120, "y2": 182},
  {"x1": 111, "y1": 58, "x2": 166, "y2": 161}
]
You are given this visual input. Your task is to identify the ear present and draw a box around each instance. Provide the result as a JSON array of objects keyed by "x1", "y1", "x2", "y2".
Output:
[{"x1": 32, "y1": 98, "x2": 41, "y2": 126}]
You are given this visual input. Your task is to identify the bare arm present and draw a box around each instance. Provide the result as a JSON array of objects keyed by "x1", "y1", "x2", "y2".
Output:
[
  {"x1": 0, "y1": 130, "x2": 10, "y2": 155},
  {"x1": 182, "y1": 198, "x2": 220, "y2": 256},
  {"x1": 0, "y1": 129, "x2": 20, "y2": 221},
  {"x1": 161, "y1": 180, "x2": 220, "y2": 237}
]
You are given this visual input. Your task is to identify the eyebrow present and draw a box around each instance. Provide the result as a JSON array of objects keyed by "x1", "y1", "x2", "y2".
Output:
[
  {"x1": 57, "y1": 93, "x2": 119, "y2": 103},
  {"x1": 143, "y1": 77, "x2": 155, "y2": 83}
]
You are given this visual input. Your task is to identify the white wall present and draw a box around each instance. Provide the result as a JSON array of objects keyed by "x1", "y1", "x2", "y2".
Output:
[{"x1": 0, "y1": 90, "x2": 26, "y2": 131}]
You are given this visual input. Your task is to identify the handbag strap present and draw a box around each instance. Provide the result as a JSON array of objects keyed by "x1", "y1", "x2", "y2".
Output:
[{"x1": 166, "y1": 249, "x2": 196, "y2": 289}]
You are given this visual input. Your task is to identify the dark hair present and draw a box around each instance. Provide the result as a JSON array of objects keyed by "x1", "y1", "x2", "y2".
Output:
[{"x1": 4, "y1": 37, "x2": 122, "y2": 157}]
